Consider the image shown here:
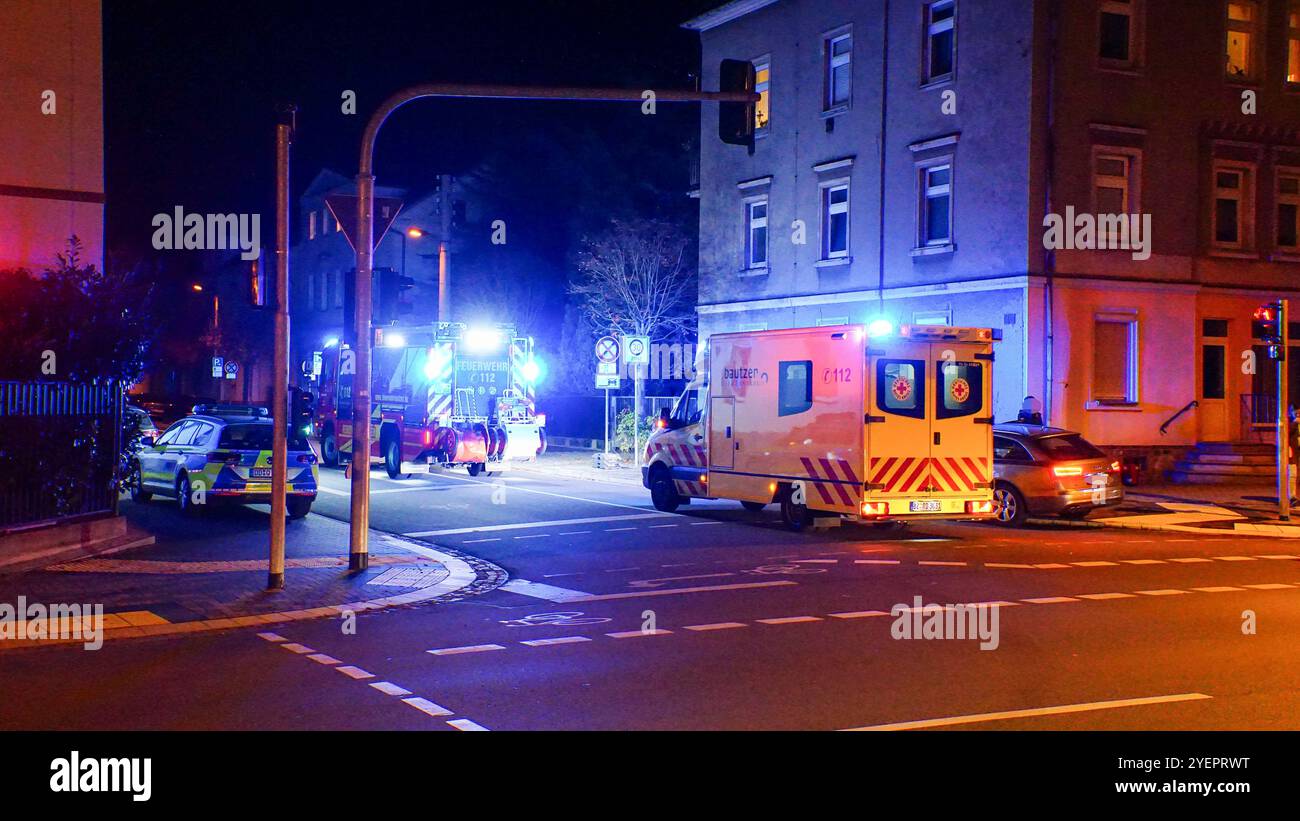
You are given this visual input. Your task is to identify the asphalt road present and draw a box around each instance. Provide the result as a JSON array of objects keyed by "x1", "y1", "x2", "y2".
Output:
[{"x1": 3, "y1": 462, "x2": 1299, "y2": 731}]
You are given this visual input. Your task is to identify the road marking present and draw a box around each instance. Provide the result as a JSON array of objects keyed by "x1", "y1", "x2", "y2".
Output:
[
  {"x1": 447, "y1": 719, "x2": 490, "y2": 731},
  {"x1": 306, "y1": 653, "x2": 341, "y2": 665},
  {"x1": 370, "y1": 681, "x2": 413, "y2": 696},
  {"x1": 404, "y1": 513, "x2": 670, "y2": 538},
  {"x1": 690, "y1": 521, "x2": 723, "y2": 525},
  {"x1": 558, "y1": 531, "x2": 591, "y2": 535},
  {"x1": 402, "y1": 696, "x2": 453, "y2": 717},
  {"x1": 606, "y1": 629, "x2": 672, "y2": 638},
  {"x1": 628, "y1": 572, "x2": 734, "y2": 587},
  {"x1": 985, "y1": 562, "x2": 1034, "y2": 569},
  {"x1": 500, "y1": 578, "x2": 594, "y2": 602},
  {"x1": 794, "y1": 558, "x2": 839, "y2": 564},
  {"x1": 1169, "y1": 557, "x2": 1213, "y2": 563},
  {"x1": 683, "y1": 622, "x2": 748, "y2": 631},
  {"x1": 1034, "y1": 563, "x2": 1072, "y2": 569},
  {"x1": 336, "y1": 666, "x2": 374, "y2": 680},
  {"x1": 856, "y1": 559, "x2": 901, "y2": 565},
  {"x1": 1073, "y1": 561, "x2": 1118, "y2": 567},
  {"x1": 513, "y1": 534, "x2": 551, "y2": 540},
  {"x1": 1193, "y1": 586, "x2": 1245, "y2": 593},
  {"x1": 1135, "y1": 589, "x2": 1189, "y2": 596},
  {"x1": 280, "y1": 643, "x2": 314, "y2": 654},
  {"x1": 428, "y1": 644, "x2": 507, "y2": 656},
  {"x1": 257, "y1": 632, "x2": 287, "y2": 642},
  {"x1": 649, "y1": 524, "x2": 678, "y2": 529},
  {"x1": 1076, "y1": 592, "x2": 1137, "y2": 600},
  {"x1": 841, "y1": 693, "x2": 1212, "y2": 731},
  {"x1": 757, "y1": 616, "x2": 822, "y2": 624},
  {"x1": 416, "y1": 472, "x2": 671, "y2": 515},
  {"x1": 604, "y1": 567, "x2": 640, "y2": 573},
  {"x1": 1244, "y1": 583, "x2": 1294, "y2": 590},
  {"x1": 828, "y1": 610, "x2": 889, "y2": 619},
  {"x1": 462, "y1": 538, "x2": 501, "y2": 544},
  {"x1": 606, "y1": 527, "x2": 636, "y2": 532},
  {"x1": 1213, "y1": 556, "x2": 1255, "y2": 562},
  {"x1": 521, "y1": 636, "x2": 593, "y2": 646},
  {"x1": 1259, "y1": 554, "x2": 1299, "y2": 559},
  {"x1": 568, "y1": 580, "x2": 798, "y2": 602},
  {"x1": 1021, "y1": 596, "x2": 1078, "y2": 604},
  {"x1": 1121, "y1": 559, "x2": 1165, "y2": 565},
  {"x1": 919, "y1": 560, "x2": 967, "y2": 567}
]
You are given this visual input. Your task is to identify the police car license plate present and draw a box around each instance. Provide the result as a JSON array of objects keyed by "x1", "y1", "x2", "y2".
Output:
[
  {"x1": 250, "y1": 467, "x2": 272, "y2": 479},
  {"x1": 909, "y1": 500, "x2": 942, "y2": 512}
]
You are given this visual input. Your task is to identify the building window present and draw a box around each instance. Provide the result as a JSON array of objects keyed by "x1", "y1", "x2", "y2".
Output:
[
  {"x1": 1099, "y1": 0, "x2": 1137, "y2": 67},
  {"x1": 821, "y1": 182, "x2": 850, "y2": 259},
  {"x1": 1226, "y1": 1, "x2": 1260, "y2": 83},
  {"x1": 923, "y1": 1, "x2": 956, "y2": 83},
  {"x1": 308, "y1": 211, "x2": 317, "y2": 240},
  {"x1": 1093, "y1": 314, "x2": 1138, "y2": 404},
  {"x1": 1279, "y1": 171, "x2": 1300, "y2": 251},
  {"x1": 1289, "y1": 5, "x2": 1300, "y2": 85},
  {"x1": 753, "y1": 57, "x2": 770, "y2": 132},
  {"x1": 919, "y1": 162, "x2": 953, "y2": 247},
  {"x1": 1213, "y1": 164, "x2": 1253, "y2": 249},
  {"x1": 824, "y1": 29, "x2": 852, "y2": 111},
  {"x1": 1093, "y1": 148, "x2": 1141, "y2": 244},
  {"x1": 914, "y1": 310, "x2": 951, "y2": 326},
  {"x1": 745, "y1": 198, "x2": 769, "y2": 269}
]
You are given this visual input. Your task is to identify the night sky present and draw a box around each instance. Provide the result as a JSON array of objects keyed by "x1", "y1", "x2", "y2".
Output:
[{"x1": 102, "y1": 0, "x2": 719, "y2": 263}]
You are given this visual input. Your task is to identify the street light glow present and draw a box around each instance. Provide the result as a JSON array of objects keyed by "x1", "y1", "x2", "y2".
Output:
[{"x1": 406, "y1": 227, "x2": 424, "y2": 239}]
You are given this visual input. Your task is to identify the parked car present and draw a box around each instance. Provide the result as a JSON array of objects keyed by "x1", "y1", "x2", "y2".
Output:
[
  {"x1": 991, "y1": 424, "x2": 1124, "y2": 526},
  {"x1": 124, "y1": 403, "x2": 159, "y2": 444},
  {"x1": 128, "y1": 404, "x2": 318, "y2": 518},
  {"x1": 128, "y1": 393, "x2": 217, "y2": 431}
]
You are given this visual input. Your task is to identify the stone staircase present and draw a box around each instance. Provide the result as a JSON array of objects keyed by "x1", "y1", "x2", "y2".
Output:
[{"x1": 1168, "y1": 442, "x2": 1278, "y2": 484}]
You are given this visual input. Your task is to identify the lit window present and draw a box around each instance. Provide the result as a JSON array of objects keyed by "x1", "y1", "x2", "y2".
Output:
[
  {"x1": 824, "y1": 30, "x2": 852, "y2": 110},
  {"x1": 1093, "y1": 314, "x2": 1138, "y2": 404},
  {"x1": 1279, "y1": 172, "x2": 1300, "y2": 251},
  {"x1": 1288, "y1": 5, "x2": 1300, "y2": 84},
  {"x1": 754, "y1": 57, "x2": 771, "y2": 132},
  {"x1": 1099, "y1": 0, "x2": 1136, "y2": 66},
  {"x1": 920, "y1": 163, "x2": 953, "y2": 246},
  {"x1": 821, "y1": 182, "x2": 850, "y2": 259},
  {"x1": 308, "y1": 211, "x2": 317, "y2": 240},
  {"x1": 1213, "y1": 164, "x2": 1253, "y2": 249},
  {"x1": 1226, "y1": 1, "x2": 1260, "y2": 82},
  {"x1": 925, "y1": 1, "x2": 956, "y2": 82},
  {"x1": 746, "y1": 198, "x2": 769, "y2": 269}
]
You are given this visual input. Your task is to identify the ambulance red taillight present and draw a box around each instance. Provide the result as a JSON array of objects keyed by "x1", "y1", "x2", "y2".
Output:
[
  {"x1": 966, "y1": 500, "x2": 995, "y2": 514},
  {"x1": 423, "y1": 429, "x2": 432, "y2": 447},
  {"x1": 861, "y1": 501, "x2": 888, "y2": 517}
]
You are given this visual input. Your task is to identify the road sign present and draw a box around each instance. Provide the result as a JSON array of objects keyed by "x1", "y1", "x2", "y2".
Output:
[
  {"x1": 596, "y1": 374, "x2": 621, "y2": 389},
  {"x1": 211, "y1": 356, "x2": 223, "y2": 378},
  {"x1": 596, "y1": 361, "x2": 618, "y2": 376},
  {"x1": 224, "y1": 361, "x2": 239, "y2": 380},
  {"x1": 595, "y1": 335, "x2": 620, "y2": 364},
  {"x1": 326, "y1": 194, "x2": 404, "y2": 253},
  {"x1": 623, "y1": 335, "x2": 650, "y2": 365}
]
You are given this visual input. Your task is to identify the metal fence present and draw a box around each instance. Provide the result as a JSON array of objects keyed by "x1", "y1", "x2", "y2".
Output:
[{"x1": 0, "y1": 380, "x2": 123, "y2": 531}]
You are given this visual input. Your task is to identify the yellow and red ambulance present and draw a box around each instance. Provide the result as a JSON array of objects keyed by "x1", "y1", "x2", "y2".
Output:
[{"x1": 642, "y1": 323, "x2": 998, "y2": 530}]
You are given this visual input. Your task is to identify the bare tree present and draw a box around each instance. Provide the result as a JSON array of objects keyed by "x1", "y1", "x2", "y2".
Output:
[{"x1": 570, "y1": 218, "x2": 696, "y2": 340}]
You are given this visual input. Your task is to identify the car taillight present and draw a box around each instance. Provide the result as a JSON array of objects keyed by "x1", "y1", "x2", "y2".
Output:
[
  {"x1": 966, "y1": 500, "x2": 995, "y2": 514},
  {"x1": 861, "y1": 501, "x2": 888, "y2": 516},
  {"x1": 1109, "y1": 461, "x2": 1121, "y2": 472},
  {"x1": 1052, "y1": 465, "x2": 1083, "y2": 477},
  {"x1": 207, "y1": 452, "x2": 242, "y2": 465},
  {"x1": 423, "y1": 429, "x2": 432, "y2": 446}
]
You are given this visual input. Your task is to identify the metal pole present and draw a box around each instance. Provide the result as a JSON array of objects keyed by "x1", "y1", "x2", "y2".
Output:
[
  {"x1": 268, "y1": 105, "x2": 295, "y2": 590},
  {"x1": 633, "y1": 362, "x2": 642, "y2": 467},
  {"x1": 438, "y1": 173, "x2": 451, "y2": 322},
  {"x1": 349, "y1": 172, "x2": 374, "y2": 571},
  {"x1": 604, "y1": 388, "x2": 610, "y2": 454},
  {"x1": 1280, "y1": 299, "x2": 1291, "y2": 521}
]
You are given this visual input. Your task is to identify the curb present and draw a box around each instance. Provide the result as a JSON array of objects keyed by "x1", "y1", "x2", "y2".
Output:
[
  {"x1": 1027, "y1": 514, "x2": 1300, "y2": 538},
  {"x1": 0, "y1": 531, "x2": 507, "y2": 652}
]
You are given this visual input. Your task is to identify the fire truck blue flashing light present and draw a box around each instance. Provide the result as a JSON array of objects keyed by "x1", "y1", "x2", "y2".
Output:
[
  {"x1": 465, "y1": 326, "x2": 504, "y2": 353},
  {"x1": 423, "y1": 345, "x2": 452, "y2": 380},
  {"x1": 382, "y1": 332, "x2": 406, "y2": 348},
  {"x1": 866, "y1": 318, "x2": 894, "y2": 338},
  {"x1": 323, "y1": 337, "x2": 339, "y2": 348},
  {"x1": 522, "y1": 356, "x2": 545, "y2": 386}
]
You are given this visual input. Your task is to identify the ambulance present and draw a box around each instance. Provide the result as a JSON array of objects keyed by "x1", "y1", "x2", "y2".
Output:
[{"x1": 642, "y1": 323, "x2": 999, "y2": 530}]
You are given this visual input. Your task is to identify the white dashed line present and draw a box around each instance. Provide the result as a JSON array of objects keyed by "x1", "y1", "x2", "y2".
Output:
[
  {"x1": 1193, "y1": 586, "x2": 1245, "y2": 593},
  {"x1": 428, "y1": 644, "x2": 507, "y2": 656},
  {"x1": 257, "y1": 632, "x2": 287, "y2": 642},
  {"x1": 1135, "y1": 589, "x2": 1189, "y2": 596},
  {"x1": 828, "y1": 610, "x2": 889, "y2": 619},
  {"x1": 1121, "y1": 559, "x2": 1166, "y2": 565},
  {"x1": 1073, "y1": 561, "x2": 1118, "y2": 567},
  {"x1": 757, "y1": 616, "x2": 822, "y2": 624},
  {"x1": 1214, "y1": 556, "x2": 1255, "y2": 562},
  {"x1": 514, "y1": 534, "x2": 551, "y2": 540},
  {"x1": 447, "y1": 718, "x2": 490, "y2": 731},
  {"x1": 370, "y1": 681, "x2": 413, "y2": 696},
  {"x1": 1020, "y1": 597, "x2": 1078, "y2": 604},
  {"x1": 280, "y1": 643, "x2": 314, "y2": 654},
  {"x1": 683, "y1": 622, "x2": 748, "y2": 631},
  {"x1": 1169, "y1": 557, "x2": 1213, "y2": 563},
  {"x1": 1076, "y1": 592, "x2": 1137, "y2": 600},
  {"x1": 336, "y1": 666, "x2": 375, "y2": 679},
  {"x1": 985, "y1": 563, "x2": 1034, "y2": 569},
  {"x1": 1259, "y1": 554, "x2": 1299, "y2": 559},
  {"x1": 856, "y1": 559, "x2": 901, "y2": 565},
  {"x1": 306, "y1": 653, "x2": 341, "y2": 665},
  {"x1": 462, "y1": 538, "x2": 501, "y2": 544},
  {"x1": 606, "y1": 629, "x2": 672, "y2": 638},
  {"x1": 521, "y1": 636, "x2": 592, "y2": 647},
  {"x1": 402, "y1": 696, "x2": 453, "y2": 717},
  {"x1": 1243, "y1": 583, "x2": 1294, "y2": 590}
]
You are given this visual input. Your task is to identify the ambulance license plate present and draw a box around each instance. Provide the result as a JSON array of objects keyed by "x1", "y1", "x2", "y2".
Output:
[
  {"x1": 909, "y1": 500, "x2": 942, "y2": 512},
  {"x1": 250, "y1": 467, "x2": 272, "y2": 479}
]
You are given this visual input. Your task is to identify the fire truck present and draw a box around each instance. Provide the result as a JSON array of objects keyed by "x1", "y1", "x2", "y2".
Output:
[
  {"x1": 314, "y1": 322, "x2": 546, "y2": 478},
  {"x1": 642, "y1": 323, "x2": 999, "y2": 530}
]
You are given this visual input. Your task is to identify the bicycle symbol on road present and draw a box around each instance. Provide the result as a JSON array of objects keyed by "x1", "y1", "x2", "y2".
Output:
[
  {"x1": 743, "y1": 564, "x2": 828, "y2": 576},
  {"x1": 499, "y1": 611, "x2": 612, "y2": 627}
]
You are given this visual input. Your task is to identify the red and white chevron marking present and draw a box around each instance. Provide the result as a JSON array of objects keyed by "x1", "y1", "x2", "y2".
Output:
[
  {"x1": 869, "y1": 456, "x2": 990, "y2": 494},
  {"x1": 650, "y1": 440, "x2": 708, "y2": 497},
  {"x1": 798, "y1": 457, "x2": 861, "y2": 507}
]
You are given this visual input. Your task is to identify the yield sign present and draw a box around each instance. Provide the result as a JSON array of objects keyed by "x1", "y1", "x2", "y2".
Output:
[{"x1": 325, "y1": 194, "x2": 404, "y2": 253}]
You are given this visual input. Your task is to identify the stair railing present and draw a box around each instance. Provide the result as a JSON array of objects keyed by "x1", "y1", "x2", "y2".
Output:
[{"x1": 1159, "y1": 400, "x2": 1197, "y2": 436}]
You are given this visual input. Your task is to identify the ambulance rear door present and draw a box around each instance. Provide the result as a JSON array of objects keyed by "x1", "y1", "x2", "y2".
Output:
[
  {"x1": 928, "y1": 343, "x2": 994, "y2": 505},
  {"x1": 865, "y1": 338, "x2": 933, "y2": 508}
]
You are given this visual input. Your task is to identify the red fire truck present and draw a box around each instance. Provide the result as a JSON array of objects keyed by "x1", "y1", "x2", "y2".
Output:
[{"x1": 314, "y1": 322, "x2": 546, "y2": 478}]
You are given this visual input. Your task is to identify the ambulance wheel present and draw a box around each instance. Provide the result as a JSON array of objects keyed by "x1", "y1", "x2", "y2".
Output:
[
  {"x1": 384, "y1": 438, "x2": 405, "y2": 479},
  {"x1": 993, "y1": 482, "x2": 1027, "y2": 527},
  {"x1": 467, "y1": 462, "x2": 485, "y2": 477},
  {"x1": 779, "y1": 494, "x2": 812, "y2": 532},
  {"x1": 129, "y1": 462, "x2": 152, "y2": 503},
  {"x1": 649, "y1": 466, "x2": 682, "y2": 512},
  {"x1": 741, "y1": 501, "x2": 767, "y2": 512},
  {"x1": 287, "y1": 496, "x2": 313, "y2": 519},
  {"x1": 321, "y1": 428, "x2": 340, "y2": 467}
]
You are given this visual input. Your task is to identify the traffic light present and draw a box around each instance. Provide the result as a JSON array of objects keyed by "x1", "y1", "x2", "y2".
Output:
[
  {"x1": 290, "y1": 387, "x2": 314, "y2": 438},
  {"x1": 375, "y1": 267, "x2": 415, "y2": 324},
  {"x1": 1256, "y1": 301, "x2": 1285, "y2": 360},
  {"x1": 718, "y1": 58, "x2": 756, "y2": 148}
]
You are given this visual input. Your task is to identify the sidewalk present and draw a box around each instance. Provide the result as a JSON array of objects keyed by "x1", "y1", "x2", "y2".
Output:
[
  {"x1": 0, "y1": 504, "x2": 501, "y2": 650},
  {"x1": 512, "y1": 448, "x2": 643, "y2": 487},
  {"x1": 1041, "y1": 482, "x2": 1300, "y2": 538}
]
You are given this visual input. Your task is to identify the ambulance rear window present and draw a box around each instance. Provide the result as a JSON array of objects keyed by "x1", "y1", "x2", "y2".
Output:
[
  {"x1": 877, "y1": 360, "x2": 924, "y2": 419},
  {"x1": 937, "y1": 361, "x2": 983, "y2": 419},
  {"x1": 778, "y1": 360, "x2": 813, "y2": 416}
]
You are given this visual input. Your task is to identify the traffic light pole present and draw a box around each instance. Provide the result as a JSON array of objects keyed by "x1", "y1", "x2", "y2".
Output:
[
  {"x1": 349, "y1": 80, "x2": 758, "y2": 564},
  {"x1": 1279, "y1": 299, "x2": 1291, "y2": 522},
  {"x1": 269, "y1": 105, "x2": 295, "y2": 589}
]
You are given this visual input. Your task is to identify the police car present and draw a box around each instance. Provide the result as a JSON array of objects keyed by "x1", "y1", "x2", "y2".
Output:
[{"x1": 128, "y1": 404, "x2": 318, "y2": 517}]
